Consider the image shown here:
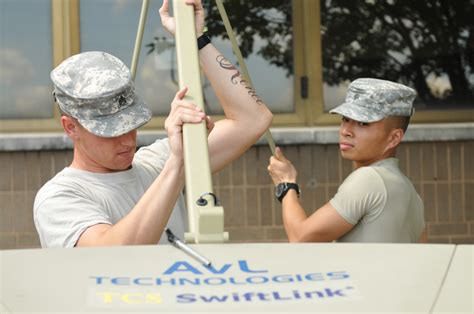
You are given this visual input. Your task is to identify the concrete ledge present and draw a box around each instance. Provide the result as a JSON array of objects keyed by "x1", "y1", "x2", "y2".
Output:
[
  {"x1": 257, "y1": 122, "x2": 474, "y2": 145},
  {"x1": 0, "y1": 123, "x2": 473, "y2": 151}
]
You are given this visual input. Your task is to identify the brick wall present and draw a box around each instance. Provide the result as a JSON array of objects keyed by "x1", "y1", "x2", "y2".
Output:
[{"x1": 1, "y1": 140, "x2": 473, "y2": 249}]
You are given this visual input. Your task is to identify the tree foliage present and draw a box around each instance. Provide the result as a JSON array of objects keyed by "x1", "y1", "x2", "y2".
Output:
[
  {"x1": 204, "y1": 0, "x2": 293, "y2": 77},
  {"x1": 148, "y1": 0, "x2": 474, "y2": 107},
  {"x1": 321, "y1": 0, "x2": 473, "y2": 106}
]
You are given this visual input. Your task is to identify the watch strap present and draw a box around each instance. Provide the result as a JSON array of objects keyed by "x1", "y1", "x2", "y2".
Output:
[
  {"x1": 277, "y1": 182, "x2": 300, "y2": 203},
  {"x1": 197, "y1": 34, "x2": 211, "y2": 50}
]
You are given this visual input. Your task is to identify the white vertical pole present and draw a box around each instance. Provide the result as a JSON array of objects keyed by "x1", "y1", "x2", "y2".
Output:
[
  {"x1": 173, "y1": 0, "x2": 227, "y2": 243},
  {"x1": 130, "y1": 0, "x2": 150, "y2": 80}
]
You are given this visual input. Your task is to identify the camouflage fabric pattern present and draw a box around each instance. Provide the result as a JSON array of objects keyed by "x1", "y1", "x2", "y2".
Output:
[
  {"x1": 330, "y1": 78, "x2": 417, "y2": 123},
  {"x1": 51, "y1": 51, "x2": 152, "y2": 137}
]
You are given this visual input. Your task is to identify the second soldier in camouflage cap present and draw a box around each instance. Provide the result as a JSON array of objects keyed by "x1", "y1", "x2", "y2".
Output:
[
  {"x1": 330, "y1": 78, "x2": 417, "y2": 123},
  {"x1": 51, "y1": 51, "x2": 152, "y2": 137}
]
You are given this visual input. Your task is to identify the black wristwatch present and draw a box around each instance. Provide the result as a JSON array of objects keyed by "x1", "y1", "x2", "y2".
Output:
[
  {"x1": 275, "y1": 182, "x2": 300, "y2": 203},
  {"x1": 197, "y1": 34, "x2": 211, "y2": 50}
]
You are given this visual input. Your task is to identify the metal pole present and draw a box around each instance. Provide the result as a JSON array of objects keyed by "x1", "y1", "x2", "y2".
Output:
[
  {"x1": 131, "y1": 0, "x2": 150, "y2": 80},
  {"x1": 173, "y1": 0, "x2": 228, "y2": 243}
]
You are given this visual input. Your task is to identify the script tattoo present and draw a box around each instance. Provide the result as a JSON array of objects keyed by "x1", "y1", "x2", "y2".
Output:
[{"x1": 216, "y1": 55, "x2": 264, "y2": 105}]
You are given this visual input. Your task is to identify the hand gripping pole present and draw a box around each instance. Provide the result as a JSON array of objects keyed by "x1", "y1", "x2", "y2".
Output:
[{"x1": 173, "y1": 0, "x2": 228, "y2": 243}]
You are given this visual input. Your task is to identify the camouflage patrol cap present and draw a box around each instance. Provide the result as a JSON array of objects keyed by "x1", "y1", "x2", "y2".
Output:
[
  {"x1": 51, "y1": 51, "x2": 152, "y2": 137},
  {"x1": 330, "y1": 78, "x2": 417, "y2": 123}
]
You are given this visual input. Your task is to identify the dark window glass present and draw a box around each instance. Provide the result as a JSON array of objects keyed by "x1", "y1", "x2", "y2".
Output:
[{"x1": 321, "y1": 0, "x2": 474, "y2": 112}]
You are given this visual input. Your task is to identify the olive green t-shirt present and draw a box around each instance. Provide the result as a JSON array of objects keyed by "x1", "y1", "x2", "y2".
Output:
[{"x1": 330, "y1": 158, "x2": 424, "y2": 243}]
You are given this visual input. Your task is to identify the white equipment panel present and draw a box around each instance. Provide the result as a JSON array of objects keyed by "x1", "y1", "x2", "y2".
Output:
[
  {"x1": 0, "y1": 243, "x2": 462, "y2": 313},
  {"x1": 432, "y1": 245, "x2": 473, "y2": 313}
]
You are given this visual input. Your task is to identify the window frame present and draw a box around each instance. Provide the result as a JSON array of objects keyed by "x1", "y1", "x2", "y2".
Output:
[
  {"x1": 0, "y1": 0, "x2": 471, "y2": 134},
  {"x1": 142, "y1": 0, "x2": 311, "y2": 129},
  {"x1": 309, "y1": 0, "x2": 474, "y2": 125},
  {"x1": 0, "y1": 0, "x2": 80, "y2": 132}
]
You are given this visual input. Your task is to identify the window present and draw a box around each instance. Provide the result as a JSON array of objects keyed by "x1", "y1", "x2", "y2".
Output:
[
  {"x1": 319, "y1": 0, "x2": 474, "y2": 123},
  {"x1": 79, "y1": 0, "x2": 307, "y2": 129},
  {"x1": 0, "y1": 0, "x2": 53, "y2": 119},
  {"x1": 0, "y1": 0, "x2": 471, "y2": 133}
]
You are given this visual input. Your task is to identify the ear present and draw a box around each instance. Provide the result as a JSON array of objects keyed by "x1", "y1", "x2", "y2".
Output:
[
  {"x1": 385, "y1": 128, "x2": 404, "y2": 152},
  {"x1": 61, "y1": 116, "x2": 79, "y2": 140}
]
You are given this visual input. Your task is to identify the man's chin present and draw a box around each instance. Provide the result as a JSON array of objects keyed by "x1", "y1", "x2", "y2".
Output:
[
  {"x1": 110, "y1": 161, "x2": 133, "y2": 172},
  {"x1": 340, "y1": 150, "x2": 350, "y2": 159}
]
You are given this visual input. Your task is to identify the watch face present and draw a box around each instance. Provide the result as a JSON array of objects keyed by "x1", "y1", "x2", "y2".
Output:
[{"x1": 275, "y1": 183, "x2": 286, "y2": 198}]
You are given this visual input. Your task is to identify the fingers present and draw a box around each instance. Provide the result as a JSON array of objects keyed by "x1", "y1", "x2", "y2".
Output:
[
  {"x1": 167, "y1": 98, "x2": 206, "y2": 133},
  {"x1": 267, "y1": 152, "x2": 298, "y2": 184},
  {"x1": 159, "y1": 0, "x2": 169, "y2": 18},
  {"x1": 187, "y1": 0, "x2": 204, "y2": 11},
  {"x1": 274, "y1": 146, "x2": 287, "y2": 161},
  {"x1": 174, "y1": 86, "x2": 188, "y2": 101},
  {"x1": 167, "y1": 87, "x2": 208, "y2": 133},
  {"x1": 168, "y1": 107, "x2": 205, "y2": 127},
  {"x1": 206, "y1": 116, "x2": 215, "y2": 133}
]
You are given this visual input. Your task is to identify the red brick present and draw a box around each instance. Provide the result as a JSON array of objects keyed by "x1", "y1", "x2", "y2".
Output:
[
  {"x1": 464, "y1": 141, "x2": 474, "y2": 180},
  {"x1": 0, "y1": 192, "x2": 13, "y2": 233},
  {"x1": 326, "y1": 145, "x2": 341, "y2": 183},
  {"x1": 423, "y1": 184, "x2": 437, "y2": 222},
  {"x1": 257, "y1": 146, "x2": 273, "y2": 185},
  {"x1": 449, "y1": 236, "x2": 474, "y2": 244},
  {"x1": 264, "y1": 227, "x2": 287, "y2": 242},
  {"x1": 312, "y1": 145, "x2": 328, "y2": 184},
  {"x1": 450, "y1": 183, "x2": 463, "y2": 221},
  {"x1": 437, "y1": 183, "x2": 450, "y2": 222},
  {"x1": 341, "y1": 158, "x2": 353, "y2": 180},
  {"x1": 0, "y1": 233, "x2": 16, "y2": 249},
  {"x1": 297, "y1": 145, "x2": 313, "y2": 184},
  {"x1": 25, "y1": 152, "x2": 41, "y2": 191},
  {"x1": 421, "y1": 143, "x2": 436, "y2": 181},
  {"x1": 427, "y1": 237, "x2": 451, "y2": 244},
  {"x1": 39, "y1": 151, "x2": 55, "y2": 186},
  {"x1": 300, "y1": 186, "x2": 314, "y2": 212},
  {"x1": 231, "y1": 155, "x2": 244, "y2": 186},
  {"x1": 397, "y1": 144, "x2": 409, "y2": 174},
  {"x1": 429, "y1": 223, "x2": 468, "y2": 236},
  {"x1": 259, "y1": 187, "x2": 273, "y2": 226},
  {"x1": 16, "y1": 232, "x2": 41, "y2": 248},
  {"x1": 11, "y1": 152, "x2": 26, "y2": 191},
  {"x1": 244, "y1": 148, "x2": 258, "y2": 185},
  {"x1": 246, "y1": 188, "x2": 259, "y2": 226},
  {"x1": 407, "y1": 143, "x2": 422, "y2": 181},
  {"x1": 435, "y1": 143, "x2": 449, "y2": 181},
  {"x1": 466, "y1": 183, "x2": 474, "y2": 220},
  {"x1": 227, "y1": 227, "x2": 265, "y2": 243},
  {"x1": 0, "y1": 153, "x2": 12, "y2": 191},
  {"x1": 449, "y1": 143, "x2": 463, "y2": 181}
]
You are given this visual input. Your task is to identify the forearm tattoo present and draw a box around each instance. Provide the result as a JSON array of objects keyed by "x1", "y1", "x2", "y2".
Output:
[{"x1": 216, "y1": 55, "x2": 263, "y2": 105}]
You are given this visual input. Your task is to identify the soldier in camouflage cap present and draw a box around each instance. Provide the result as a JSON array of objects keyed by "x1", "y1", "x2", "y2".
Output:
[
  {"x1": 34, "y1": 0, "x2": 274, "y2": 248},
  {"x1": 267, "y1": 77, "x2": 425, "y2": 244},
  {"x1": 329, "y1": 78, "x2": 416, "y2": 123},
  {"x1": 51, "y1": 51, "x2": 152, "y2": 137}
]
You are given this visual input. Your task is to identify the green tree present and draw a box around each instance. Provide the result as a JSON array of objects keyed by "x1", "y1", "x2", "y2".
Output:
[
  {"x1": 147, "y1": 0, "x2": 473, "y2": 108},
  {"x1": 321, "y1": 0, "x2": 474, "y2": 107}
]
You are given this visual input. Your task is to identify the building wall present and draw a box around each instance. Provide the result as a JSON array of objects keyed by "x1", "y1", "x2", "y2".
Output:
[{"x1": 1, "y1": 140, "x2": 473, "y2": 249}]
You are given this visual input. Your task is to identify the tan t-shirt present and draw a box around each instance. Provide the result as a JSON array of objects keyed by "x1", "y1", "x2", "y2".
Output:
[{"x1": 330, "y1": 158, "x2": 424, "y2": 243}]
